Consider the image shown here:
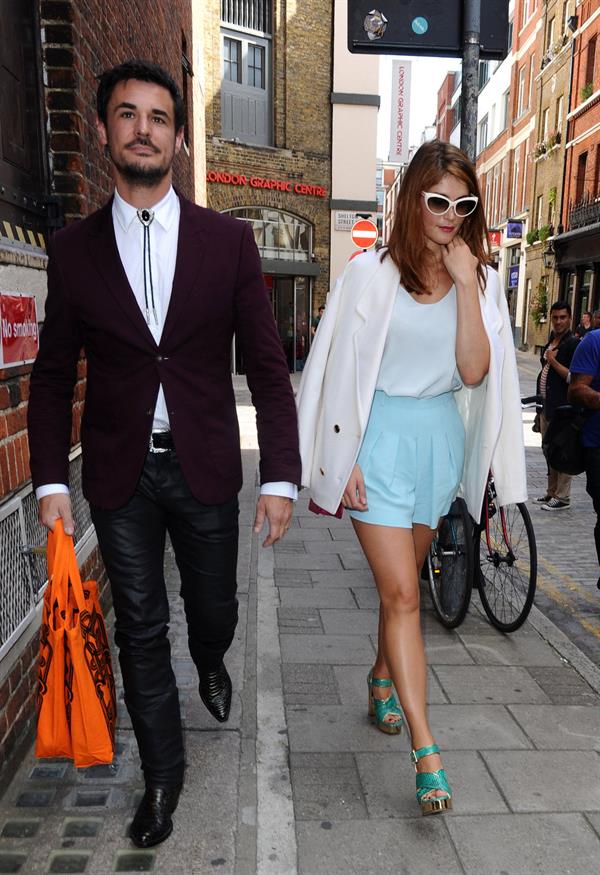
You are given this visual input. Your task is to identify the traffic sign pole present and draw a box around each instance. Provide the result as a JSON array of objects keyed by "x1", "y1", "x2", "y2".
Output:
[
  {"x1": 350, "y1": 218, "x2": 378, "y2": 250},
  {"x1": 460, "y1": 0, "x2": 481, "y2": 162}
]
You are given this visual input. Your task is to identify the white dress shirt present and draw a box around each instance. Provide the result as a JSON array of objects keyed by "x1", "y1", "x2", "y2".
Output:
[{"x1": 36, "y1": 185, "x2": 296, "y2": 501}]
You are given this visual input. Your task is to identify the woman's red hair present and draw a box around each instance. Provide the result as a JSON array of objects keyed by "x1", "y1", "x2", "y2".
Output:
[{"x1": 383, "y1": 140, "x2": 490, "y2": 294}]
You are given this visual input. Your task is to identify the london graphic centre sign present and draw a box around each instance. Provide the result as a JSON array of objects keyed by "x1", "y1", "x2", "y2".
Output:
[{"x1": 207, "y1": 171, "x2": 327, "y2": 198}]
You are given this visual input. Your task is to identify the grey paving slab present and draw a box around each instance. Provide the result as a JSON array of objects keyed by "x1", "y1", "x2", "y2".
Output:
[
  {"x1": 290, "y1": 753, "x2": 368, "y2": 821},
  {"x1": 447, "y1": 813, "x2": 600, "y2": 874},
  {"x1": 340, "y1": 554, "x2": 370, "y2": 570},
  {"x1": 282, "y1": 664, "x2": 340, "y2": 706},
  {"x1": 458, "y1": 631, "x2": 564, "y2": 666},
  {"x1": 421, "y1": 635, "x2": 476, "y2": 665},
  {"x1": 310, "y1": 570, "x2": 373, "y2": 587},
  {"x1": 278, "y1": 606, "x2": 323, "y2": 634},
  {"x1": 297, "y1": 818, "x2": 462, "y2": 875},
  {"x1": 351, "y1": 586, "x2": 380, "y2": 609},
  {"x1": 433, "y1": 665, "x2": 551, "y2": 704},
  {"x1": 527, "y1": 666, "x2": 600, "y2": 705},
  {"x1": 280, "y1": 634, "x2": 375, "y2": 665},
  {"x1": 274, "y1": 569, "x2": 312, "y2": 586},
  {"x1": 586, "y1": 811, "x2": 600, "y2": 837},
  {"x1": 304, "y1": 540, "x2": 362, "y2": 554},
  {"x1": 278, "y1": 586, "x2": 357, "y2": 609},
  {"x1": 320, "y1": 609, "x2": 379, "y2": 635},
  {"x1": 274, "y1": 553, "x2": 342, "y2": 570},
  {"x1": 287, "y1": 705, "x2": 411, "y2": 753},
  {"x1": 508, "y1": 704, "x2": 600, "y2": 749},
  {"x1": 298, "y1": 516, "x2": 347, "y2": 528},
  {"x1": 482, "y1": 750, "x2": 600, "y2": 812},
  {"x1": 283, "y1": 527, "x2": 333, "y2": 542},
  {"x1": 426, "y1": 704, "x2": 533, "y2": 750},
  {"x1": 333, "y1": 665, "x2": 447, "y2": 706},
  {"x1": 356, "y1": 750, "x2": 509, "y2": 817}
]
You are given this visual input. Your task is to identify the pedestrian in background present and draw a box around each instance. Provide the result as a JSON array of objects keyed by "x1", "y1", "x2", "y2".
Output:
[
  {"x1": 27, "y1": 60, "x2": 300, "y2": 849},
  {"x1": 575, "y1": 310, "x2": 593, "y2": 338},
  {"x1": 296, "y1": 140, "x2": 526, "y2": 816},
  {"x1": 535, "y1": 301, "x2": 580, "y2": 511},
  {"x1": 568, "y1": 327, "x2": 600, "y2": 589},
  {"x1": 311, "y1": 304, "x2": 325, "y2": 336}
]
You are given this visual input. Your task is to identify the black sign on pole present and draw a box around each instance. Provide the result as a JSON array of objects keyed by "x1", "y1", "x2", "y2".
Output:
[{"x1": 348, "y1": 2, "x2": 510, "y2": 62}]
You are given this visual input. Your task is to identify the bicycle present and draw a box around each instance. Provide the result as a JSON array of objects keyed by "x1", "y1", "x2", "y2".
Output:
[{"x1": 427, "y1": 394, "x2": 538, "y2": 632}]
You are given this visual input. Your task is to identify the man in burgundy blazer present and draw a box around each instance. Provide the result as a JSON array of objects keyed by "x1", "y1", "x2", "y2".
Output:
[{"x1": 28, "y1": 60, "x2": 300, "y2": 848}]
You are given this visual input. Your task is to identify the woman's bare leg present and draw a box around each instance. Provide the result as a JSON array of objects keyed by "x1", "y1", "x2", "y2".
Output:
[{"x1": 353, "y1": 519, "x2": 446, "y2": 798}]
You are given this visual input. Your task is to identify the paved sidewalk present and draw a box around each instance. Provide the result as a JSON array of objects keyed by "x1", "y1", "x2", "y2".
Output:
[{"x1": 1, "y1": 373, "x2": 600, "y2": 874}]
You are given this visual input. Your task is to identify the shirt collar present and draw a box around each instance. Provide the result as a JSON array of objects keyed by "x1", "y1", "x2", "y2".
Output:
[{"x1": 112, "y1": 186, "x2": 179, "y2": 233}]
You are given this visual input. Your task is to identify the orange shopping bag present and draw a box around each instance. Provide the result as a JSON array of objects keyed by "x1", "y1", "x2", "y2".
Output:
[{"x1": 36, "y1": 520, "x2": 117, "y2": 766}]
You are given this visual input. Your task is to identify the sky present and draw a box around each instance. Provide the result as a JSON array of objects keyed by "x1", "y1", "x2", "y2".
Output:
[{"x1": 377, "y1": 55, "x2": 462, "y2": 159}]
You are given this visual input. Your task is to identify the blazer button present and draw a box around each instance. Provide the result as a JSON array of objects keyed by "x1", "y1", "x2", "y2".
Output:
[
  {"x1": 319, "y1": 468, "x2": 325, "y2": 476},
  {"x1": 334, "y1": 424, "x2": 340, "y2": 433}
]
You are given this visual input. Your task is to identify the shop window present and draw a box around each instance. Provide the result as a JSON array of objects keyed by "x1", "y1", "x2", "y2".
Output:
[
  {"x1": 220, "y1": 1, "x2": 272, "y2": 145},
  {"x1": 225, "y1": 207, "x2": 312, "y2": 262}
]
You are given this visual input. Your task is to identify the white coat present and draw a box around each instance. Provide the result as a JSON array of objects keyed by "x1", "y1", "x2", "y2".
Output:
[{"x1": 296, "y1": 249, "x2": 528, "y2": 522}]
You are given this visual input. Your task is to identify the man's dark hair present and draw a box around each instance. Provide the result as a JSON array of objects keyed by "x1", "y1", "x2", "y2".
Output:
[
  {"x1": 97, "y1": 60, "x2": 185, "y2": 130},
  {"x1": 550, "y1": 300, "x2": 571, "y2": 316},
  {"x1": 318, "y1": 305, "x2": 325, "y2": 312}
]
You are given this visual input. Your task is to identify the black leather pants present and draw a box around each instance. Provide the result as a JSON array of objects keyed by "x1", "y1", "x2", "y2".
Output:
[{"x1": 90, "y1": 450, "x2": 239, "y2": 788}]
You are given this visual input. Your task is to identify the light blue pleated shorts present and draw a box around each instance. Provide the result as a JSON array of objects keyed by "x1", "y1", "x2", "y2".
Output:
[{"x1": 348, "y1": 390, "x2": 465, "y2": 530}]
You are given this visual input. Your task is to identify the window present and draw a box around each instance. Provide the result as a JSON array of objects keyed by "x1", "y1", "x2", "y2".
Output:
[
  {"x1": 479, "y1": 61, "x2": 490, "y2": 91},
  {"x1": 517, "y1": 66, "x2": 526, "y2": 116},
  {"x1": 502, "y1": 90, "x2": 510, "y2": 129},
  {"x1": 248, "y1": 44, "x2": 265, "y2": 88},
  {"x1": 547, "y1": 17, "x2": 555, "y2": 51},
  {"x1": 576, "y1": 151, "x2": 588, "y2": 201},
  {"x1": 556, "y1": 95, "x2": 564, "y2": 130},
  {"x1": 536, "y1": 194, "x2": 544, "y2": 227},
  {"x1": 528, "y1": 54, "x2": 536, "y2": 108},
  {"x1": 507, "y1": 18, "x2": 514, "y2": 51},
  {"x1": 542, "y1": 106, "x2": 550, "y2": 139},
  {"x1": 478, "y1": 115, "x2": 489, "y2": 153},
  {"x1": 225, "y1": 207, "x2": 312, "y2": 262},
  {"x1": 511, "y1": 149, "x2": 520, "y2": 216},
  {"x1": 585, "y1": 36, "x2": 597, "y2": 87},
  {"x1": 181, "y1": 34, "x2": 193, "y2": 148},
  {"x1": 563, "y1": 2, "x2": 571, "y2": 35},
  {"x1": 522, "y1": 139, "x2": 529, "y2": 211},
  {"x1": 221, "y1": 1, "x2": 272, "y2": 145},
  {"x1": 223, "y1": 37, "x2": 241, "y2": 83},
  {"x1": 523, "y1": 0, "x2": 530, "y2": 25}
]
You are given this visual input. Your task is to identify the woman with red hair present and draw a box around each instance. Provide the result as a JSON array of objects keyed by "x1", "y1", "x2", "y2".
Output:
[{"x1": 296, "y1": 140, "x2": 527, "y2": 815}]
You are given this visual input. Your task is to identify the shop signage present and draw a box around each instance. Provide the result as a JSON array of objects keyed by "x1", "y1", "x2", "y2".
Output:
[
  {"x1": 0, "y1": 293, "x2": 39, "y2": 367},
  {"x1": 389, "y1": 60, "x2": 411, "y2": 164},
  {"x1": 506, "y1": 221, "x2": 523, "y2": 239},
  {"x1": 206, "y1": 170, "x2": 327, "y2": 198},
  {"x1": 489, "y1": 230, "x2": 502, "y2": 247},
  {"x1": 351, "y1": 219, "x2": 378, "y2": 250},
  {"x1": 335, "y1": 211, "x2": 357, "y2": 231},
  {"x1": 508, "y1": 265, "x2": 520, "y2": 288}
]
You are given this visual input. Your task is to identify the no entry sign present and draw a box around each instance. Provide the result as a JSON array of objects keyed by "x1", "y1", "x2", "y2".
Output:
[
  {"x1": 0, "y1": 293, "x2": 39, "y2": 367},
  {"x1": 351, "y1": 219, "x2": 378, "y2": 250}
]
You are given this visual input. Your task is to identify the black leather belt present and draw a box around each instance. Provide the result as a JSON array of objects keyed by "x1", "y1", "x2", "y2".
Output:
[{"x1": 149, "y1": 431, "x2": 174, "y2": 452}]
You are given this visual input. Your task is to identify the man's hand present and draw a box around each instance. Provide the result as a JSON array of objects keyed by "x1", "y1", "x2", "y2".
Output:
[
  {"x1": 38, "y1": 493, "x2": 75, "y2": 534},
  {"x1": 253, "y1": 495, "x2": 293, "y2": 547}
]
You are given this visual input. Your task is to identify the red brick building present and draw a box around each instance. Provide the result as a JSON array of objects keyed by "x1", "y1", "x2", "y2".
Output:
[
  {"x1": 554, "y1": 0, "x2": 600, "y2": 320},
  {"x1": 0, "y1": 0, "x2": 198, "y2": 790},
  {"x1": 436, "y1": 72, "x2": 460, "y2": 142}
]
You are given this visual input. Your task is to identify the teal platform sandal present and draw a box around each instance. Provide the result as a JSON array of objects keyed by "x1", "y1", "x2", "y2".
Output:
[
  {"x1": 411, "y1": 744, "x2": 453, "y2": 815},
  {"x1": 367, "y1": 670, "x2": 403, "y2": 735}
]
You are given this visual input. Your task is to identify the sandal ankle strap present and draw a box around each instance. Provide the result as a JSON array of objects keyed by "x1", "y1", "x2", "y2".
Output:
[
  {"x1": 411, "y1": 744, "x2": 440, "y2": 765},
  {"x1": 368, "y1": 675, "x2": 393, "y2": 689}
]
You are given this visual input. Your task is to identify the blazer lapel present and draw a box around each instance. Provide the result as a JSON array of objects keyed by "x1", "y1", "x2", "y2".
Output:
[
  {"x1": 160, "y1": 195, "x2": 208, "y2": 346},
  {"x1": 87, "y1": 200, "x2": 157, "y2": 347}
]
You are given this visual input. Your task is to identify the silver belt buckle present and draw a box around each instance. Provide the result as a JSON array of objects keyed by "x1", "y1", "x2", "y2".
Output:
[{"x1": 149, "y1": 432, "x2": 170, "y2": 454}]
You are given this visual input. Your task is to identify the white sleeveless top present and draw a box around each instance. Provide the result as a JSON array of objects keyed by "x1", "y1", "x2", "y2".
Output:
[{"x1": 375, "y1": 283, "x2": 461, "y2": 397}]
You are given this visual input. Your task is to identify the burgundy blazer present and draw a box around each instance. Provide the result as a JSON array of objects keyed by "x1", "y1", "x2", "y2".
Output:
[{"x1": 28, "y1": 194, "x2": 301, "y2": 510}]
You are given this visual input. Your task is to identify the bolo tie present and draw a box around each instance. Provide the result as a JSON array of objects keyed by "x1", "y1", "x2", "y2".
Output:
[{"x1": 136, "y1": 208, "x2": 158, "y2": 325}]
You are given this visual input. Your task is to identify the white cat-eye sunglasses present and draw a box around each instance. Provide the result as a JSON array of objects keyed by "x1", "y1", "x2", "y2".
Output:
[{"x1": 421, "y1": 191, "x2": 479, "y2": 218}]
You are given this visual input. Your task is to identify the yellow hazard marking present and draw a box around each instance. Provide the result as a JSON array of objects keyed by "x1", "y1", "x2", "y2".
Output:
[
  {"x1": 37, "y1": 233, "x2": 46, "y2": 250},
  {"x1": 2, "y1": 221, "x2": 14, "y2": 240},
  {"x1": 27, "y1": 230, "x2": 37, "y2": 246},
  {"x1": 539, "y1": 555, "x2": 600, "y2": 610},
  {"x1": 15, "y1": 226, "x2": 26, "y2": 243},
  {"x1": 536, "y1": 570, "x2": 600, "y2": 643}
]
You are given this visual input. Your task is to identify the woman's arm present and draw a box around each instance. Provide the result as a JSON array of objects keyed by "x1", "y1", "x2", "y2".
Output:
[{"x1": 443, "y1": 237, "x2": 490, "y2": 386}]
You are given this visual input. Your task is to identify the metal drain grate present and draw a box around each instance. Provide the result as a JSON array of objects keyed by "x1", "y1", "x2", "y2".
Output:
[{"x1": 0, "y1": 449, "x2": 94, "y2": 658}]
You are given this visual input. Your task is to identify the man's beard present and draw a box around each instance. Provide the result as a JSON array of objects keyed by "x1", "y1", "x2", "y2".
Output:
[{"x1": 107, "y1": 139, "x2": 174, "y2": 187}]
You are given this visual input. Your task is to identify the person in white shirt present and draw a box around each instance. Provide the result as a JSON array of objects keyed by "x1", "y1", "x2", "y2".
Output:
[{"x1": 28, "y1": 60, "x2": 300, "y2": 848}]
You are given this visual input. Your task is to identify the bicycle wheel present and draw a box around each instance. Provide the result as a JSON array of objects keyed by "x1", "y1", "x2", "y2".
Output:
[
  {"x1": 427, "y1": 497, "x2": 474, "y2": 629},
  {"x1": 476, "y1": 500, "x2": 537, "y2": 632}
]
